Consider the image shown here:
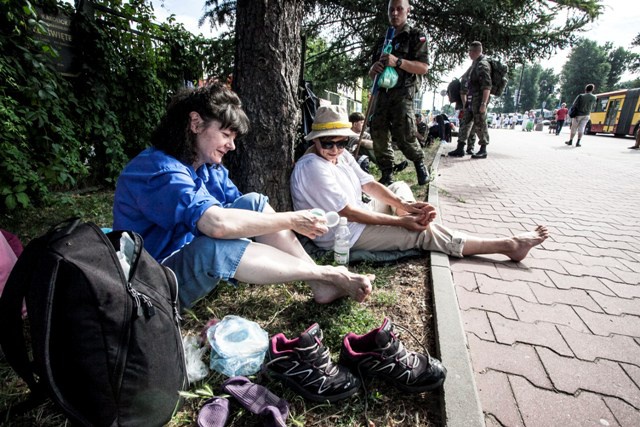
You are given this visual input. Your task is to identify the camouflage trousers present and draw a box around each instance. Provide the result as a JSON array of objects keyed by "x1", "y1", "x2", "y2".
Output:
[
  {"x1": 458, "y1": 98, "x2": 490, "y2": 149},
  {"x1": 370, "y1": 87, "x2": 424, "y2": 171}
]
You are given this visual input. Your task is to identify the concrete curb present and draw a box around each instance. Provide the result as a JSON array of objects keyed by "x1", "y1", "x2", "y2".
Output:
[{"x1": 429, "y1": 144, "x2": 484, "y2": 427}]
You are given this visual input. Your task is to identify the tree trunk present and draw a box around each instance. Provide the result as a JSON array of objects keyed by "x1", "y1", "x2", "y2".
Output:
[{"x1": 228, "y1": 0, "x2": 304, "y2": 212}]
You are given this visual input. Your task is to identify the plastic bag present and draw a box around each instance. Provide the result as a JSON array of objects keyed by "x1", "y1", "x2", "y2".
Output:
[
  {"x1": 378, "y1": 66, "x2": 398, "y2": 89},
  {"x1": 183, "y1": 335, "x2": 209, "y2": 383},
  {"x1": 207, "y1": 315, "x2": 268, "y2": 377}
]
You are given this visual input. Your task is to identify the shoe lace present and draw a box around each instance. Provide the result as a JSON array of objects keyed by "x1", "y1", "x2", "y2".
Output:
[
  {"x1": 306, "y1": 343, "x2": 339, "y2": 376},
  {"x1": 264, "y1": 333, "x2": 339, "y2": 376},
  {"x1": 391, "y1": 322, "x2": 432, "y2": 362},
  {"x1": 383, "y1": 337, "x2": 420, "y2": 369}
]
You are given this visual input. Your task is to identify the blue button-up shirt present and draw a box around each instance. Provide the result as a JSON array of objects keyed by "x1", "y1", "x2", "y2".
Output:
[{"x1": 113, "y1": 147, "x2": 242, "y2": 261}]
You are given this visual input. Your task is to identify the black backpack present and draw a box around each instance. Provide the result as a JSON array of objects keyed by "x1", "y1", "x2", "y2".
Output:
[
  {"x1": 487, "y1": 57, "x2": 509, "y2": 97},
  {"x1": 0, "y1": 219, "x2": 187, "y2": 426},
  {"x1": 447, "y1": 78, "x2": 461, "y2": 104}
]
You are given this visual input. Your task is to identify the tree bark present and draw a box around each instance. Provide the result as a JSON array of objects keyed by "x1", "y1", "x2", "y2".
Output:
[{"x1": 228, "y1": 0, "x2": 304, "y2": 212}]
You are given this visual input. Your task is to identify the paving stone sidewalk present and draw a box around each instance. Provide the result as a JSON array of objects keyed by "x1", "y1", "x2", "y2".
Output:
[{"x1": 434, "y1": 128, "x2": 640, "y2": 427}]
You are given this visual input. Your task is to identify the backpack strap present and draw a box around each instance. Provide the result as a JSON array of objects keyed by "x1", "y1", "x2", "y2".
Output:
[
  {"x1": 0, "y1": 236, "x2": 51, "y2": 422},
  {"x1": 0, "y1": 218, "x2": 83, "y2": 417},
  {"x1": 0, "y1": 236, "x2": 46, "y2": 393}
]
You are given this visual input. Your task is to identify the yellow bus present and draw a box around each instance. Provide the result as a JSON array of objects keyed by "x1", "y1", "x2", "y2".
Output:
[
  {"x1": 585, "y1": 88, "x2": 640, "y2": 137},
  {"x1": 586, "y1": 88, "x2": 640, "y2": 138}
]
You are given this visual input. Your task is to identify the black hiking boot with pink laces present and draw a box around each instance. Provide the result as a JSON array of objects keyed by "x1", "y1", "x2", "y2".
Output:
[
  {"x1": 339, "y1": 318, "x2": 447, "y2": 393},
  {"x1": 264, "y1": 323, "x2": 361, "y2": 403}
]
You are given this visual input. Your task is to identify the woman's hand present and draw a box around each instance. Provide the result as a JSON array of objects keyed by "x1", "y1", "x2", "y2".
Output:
[
  {"x1": 416, "y1": 204, "x2": 437, "y2": 226},
  {"x1": 291, "y1": 210, "x2": 329, "y2": 240},
  {"x1": 399, "y1": 200, "x2": 431, "y2": 215},
  {"x1": 396, "y1": 204, "x2": 436, "y2": 231}
]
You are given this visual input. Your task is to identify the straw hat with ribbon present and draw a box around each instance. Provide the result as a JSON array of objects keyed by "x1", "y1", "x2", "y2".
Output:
[{"x1": 304, "y1": 105, "x2": 359, "y2": 141}]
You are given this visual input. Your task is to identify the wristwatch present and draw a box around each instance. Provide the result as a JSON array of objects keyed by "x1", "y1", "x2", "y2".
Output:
[{"x1": 396, "y1": 58, "x2": 403, "y2": 69}]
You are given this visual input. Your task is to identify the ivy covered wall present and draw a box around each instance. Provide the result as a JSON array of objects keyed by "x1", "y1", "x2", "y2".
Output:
[{"x1": 0, "y1": 0, "x2": 218, "y2": 210}]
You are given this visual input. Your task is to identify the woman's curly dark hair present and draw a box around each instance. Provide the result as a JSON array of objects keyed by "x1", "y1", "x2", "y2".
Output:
[{"x1": 151, "y1": 83, "x2": 250, "y2": 165}]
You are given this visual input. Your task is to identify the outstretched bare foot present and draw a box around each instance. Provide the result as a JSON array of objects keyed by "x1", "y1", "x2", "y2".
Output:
[
  {"x1": 310, "y1": 267, "x2": 374, "y2": 304},
  {"x1": 507, "y1": 225, "x2": 549, "y2": 262}
]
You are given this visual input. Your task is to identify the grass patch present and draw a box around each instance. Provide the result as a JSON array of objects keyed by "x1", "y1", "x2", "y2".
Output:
[{"x1": 1, "y1": 142, "x2": 443, "y2": 426}]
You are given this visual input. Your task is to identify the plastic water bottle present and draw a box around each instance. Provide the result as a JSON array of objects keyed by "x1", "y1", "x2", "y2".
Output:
[{"x1": 334, "y1": 217, "x2": 350, "y2": 265}]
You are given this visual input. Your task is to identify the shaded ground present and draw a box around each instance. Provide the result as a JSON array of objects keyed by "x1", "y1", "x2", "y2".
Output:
[{"x1": 0, "y1": 142, "x2": 443, "y2": 426}]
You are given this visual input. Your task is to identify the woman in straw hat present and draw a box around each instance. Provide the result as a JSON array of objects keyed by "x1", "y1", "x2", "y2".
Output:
[{"x1": 291, "y1": 105, "x2": 549, "y2": 261}]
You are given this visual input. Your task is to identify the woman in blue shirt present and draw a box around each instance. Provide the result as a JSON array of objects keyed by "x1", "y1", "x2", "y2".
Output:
[{"x1": 114, "y1": 83, "x2": 373, "y2": 310}]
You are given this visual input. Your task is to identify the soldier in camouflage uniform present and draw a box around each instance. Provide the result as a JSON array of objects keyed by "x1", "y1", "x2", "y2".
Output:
[
  {"x1": 369, "y1": 0, "x2": 429, "y2": 185},
  {"x1": 448, "y1": 41, "x2": 492, "y2": 159}
]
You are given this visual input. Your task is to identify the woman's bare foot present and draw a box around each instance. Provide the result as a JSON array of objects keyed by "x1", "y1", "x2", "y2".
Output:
[
  {"x1": 506, "y1": 225, "x2": 549, "y2": 262},
  {"x1": 309, "y1": 267, "x2": 374, "y2": 304}
]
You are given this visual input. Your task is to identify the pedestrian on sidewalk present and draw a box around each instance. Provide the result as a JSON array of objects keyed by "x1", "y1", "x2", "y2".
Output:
[
  {"x1": 448, "y1": 41, "x2": 492, "y2": 159},
  {"x1": 555, "y1": 103, "x2": 568, "y2": 135},
  {"x1": 368, "y1": 0, "x2": 430, "y2": 185},
  {"x1": 293, "y1": 105, "x2": 550, "y2": 262},
  {"x1": 565, "y1": 84, "x2": 597, "y2": 147}
]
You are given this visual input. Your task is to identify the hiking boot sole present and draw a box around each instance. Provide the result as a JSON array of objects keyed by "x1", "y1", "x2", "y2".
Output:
[{"x1": 354, "y1": 367, "x2": 446, "y2": 393}]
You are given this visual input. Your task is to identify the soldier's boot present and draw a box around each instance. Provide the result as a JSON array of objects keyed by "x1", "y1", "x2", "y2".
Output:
[
  {"x1": 393, "y1": 160, "x2": 409, "y2": 173},
  {"x1": 448, "y1": 142, "x2": 466, "y2": 157},
  {"x1": 379, "y1": 169, "x2": 394, "y2": 186},
  {"x1": 414, "y1": 161, "x2": 430, "y2": 185},
  {"x1": 471, "y1": 145, "x2": 487, "y2": 159},
  {"x1": 465, "y1": 144, "x2": 475, "y2": 155}
]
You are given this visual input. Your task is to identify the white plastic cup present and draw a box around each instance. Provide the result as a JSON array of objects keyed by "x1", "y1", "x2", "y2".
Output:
[
  {"x1": 310, "y1": 208, "x2": 340, "y2": 227},
  {"x1": 324, "y1": 211, "x2": 340, "y2": 227}
]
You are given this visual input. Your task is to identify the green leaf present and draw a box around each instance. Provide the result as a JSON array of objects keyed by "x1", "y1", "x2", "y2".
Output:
[
  {"x1": 16, "y1": 192, "x2": 30, "y2": 207},
  {"x1": 6, "y1": 194, "x2": 16, "y2": 210}
]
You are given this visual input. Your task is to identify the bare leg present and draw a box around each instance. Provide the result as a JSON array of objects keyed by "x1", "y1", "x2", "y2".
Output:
[
  {"x1": 254, "y1": 204, "x2": 375, "y2": 302},
  {"x1": 461, "y1": 225, "x2": 549, "y2": 262},
  {"x1": 234, "y1": 241, "x2": 374, "y2": 303}
]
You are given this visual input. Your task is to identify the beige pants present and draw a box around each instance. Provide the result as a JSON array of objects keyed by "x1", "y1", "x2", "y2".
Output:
[
  {"x1": 570, "y1": 115, "x2": 590, "y2": 139},
  {"x1": 354, "y1": 182, "x2": 466, "y2": 257}
]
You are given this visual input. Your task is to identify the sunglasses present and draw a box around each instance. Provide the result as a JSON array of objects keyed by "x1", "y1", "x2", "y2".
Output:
[{"x1": 319, "y1": 138, "x2": 349, "y2": 150}]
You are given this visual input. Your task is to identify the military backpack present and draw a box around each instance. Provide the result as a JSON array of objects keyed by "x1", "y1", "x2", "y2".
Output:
[{"x1": 487, "y1": 58, "x2": 509, "y2": 97}]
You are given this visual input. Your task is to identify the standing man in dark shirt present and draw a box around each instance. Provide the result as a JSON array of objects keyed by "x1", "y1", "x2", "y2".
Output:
[
  {"x1": 565, "y1": 84, "x2": 597, "y2": 147},
  {"x1": 369, "y1": 0, "x2": 429, "y2": 186},
  {"x1": 448, "y1": 41, "x2": 492, "y2": 159}
]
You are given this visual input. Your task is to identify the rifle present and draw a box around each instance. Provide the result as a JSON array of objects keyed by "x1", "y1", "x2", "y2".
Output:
[{"x1": 354, "y1": 27, "x2": 395, "y2": 159}]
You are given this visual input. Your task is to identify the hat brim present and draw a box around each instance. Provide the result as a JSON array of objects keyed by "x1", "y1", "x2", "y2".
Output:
[{"x1": 305, "y1": 128, "x2": 359, "y2": 141}]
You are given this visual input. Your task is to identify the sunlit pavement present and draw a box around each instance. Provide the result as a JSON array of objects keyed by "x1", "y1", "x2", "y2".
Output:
[{"x1": 434, "y1": 127, "x2": 640, "y2": 426}]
